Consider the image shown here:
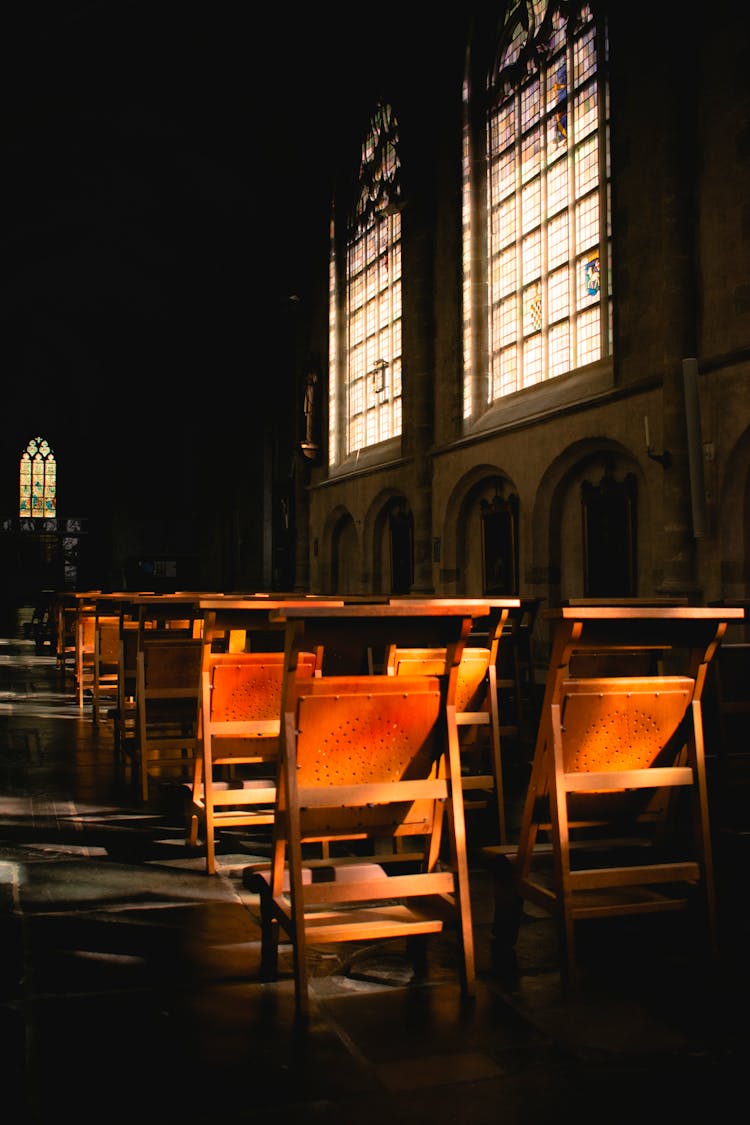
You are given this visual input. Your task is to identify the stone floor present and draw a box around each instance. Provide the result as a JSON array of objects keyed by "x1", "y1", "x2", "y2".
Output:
[{"x1": 1, "y1": 635, "x2": 749, "y2": 1124}]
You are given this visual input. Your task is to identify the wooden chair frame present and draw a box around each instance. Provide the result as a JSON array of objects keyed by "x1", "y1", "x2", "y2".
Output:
[
  {"x1": 509, "y1": 605, "x2": 745, "y2": 991},
  {"x1": 385, "y1": 599, "x2": 522, "y2": 844},
  {"x1": 189, "y1": 650, "x2": 316, "y2": 874},
  {"x1": 245, "y1": 602, "x2": 487, "y2": 1021},
  {"x1": 135, "y1": 636, "x2": 203, "y2": 803},
  {"x1": 92, "y1": 612, "x2": 121, "y2": 724}
]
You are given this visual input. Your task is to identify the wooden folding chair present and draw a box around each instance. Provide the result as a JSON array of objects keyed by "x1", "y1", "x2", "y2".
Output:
[
  {"x1": 188, "y1": 650, "x2": 317, "y2": 874},
  {"x1": 134, "y1": 594, "x2": 203, "y2": 640},
  {"x1": 135, "y1": 636, "x2": 203, "y2": 803},
  {"x1": 245, "y1": 601, "x2": 483, "y2": 1022},
  {"x1": 109, "y1": 620, "x2": 139, "y2": 769},
  {"x1": 386, "y1": 599, "x2": 520, "y2": 844},
  {"x1": 55, "y1": 594, "x2": 77, "y2": 682},
  {"x1": 508, "y1": 605, "x2": 745, "y2": 991},
  {"x1": 75, "y1": 601, "x2": 97, "y2": 708},
  {"x1": 494, "y1": 596, "x2": 542, "y2": 741},
  {"x1": 92, "y1": 613, "x2": 121, "y2": 723}
]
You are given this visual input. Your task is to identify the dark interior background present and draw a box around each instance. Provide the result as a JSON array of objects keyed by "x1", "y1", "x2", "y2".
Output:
[{"x1": 0, "y1": 3, "x2": 438, "y2": 607}]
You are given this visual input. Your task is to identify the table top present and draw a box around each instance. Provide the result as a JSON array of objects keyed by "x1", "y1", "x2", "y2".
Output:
[{"x1": 544, "y1": 605, "x2": 746, "y2": 621}]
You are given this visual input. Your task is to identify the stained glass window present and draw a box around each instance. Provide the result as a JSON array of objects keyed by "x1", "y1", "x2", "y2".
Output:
[
  {"x1": 19, "y1": 436, "x2": 56, "y2": 518},
  {"x1": 330, "y1": 100, "x2": 403, "y2": 464},
  {"x1": 464, "y1": 1, "x2": 611, "y2": 414}
]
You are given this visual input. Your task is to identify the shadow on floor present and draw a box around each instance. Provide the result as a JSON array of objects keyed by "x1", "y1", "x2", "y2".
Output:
[{"x1": 1, "y1": 638, "x2": 749, "y2": 1124}]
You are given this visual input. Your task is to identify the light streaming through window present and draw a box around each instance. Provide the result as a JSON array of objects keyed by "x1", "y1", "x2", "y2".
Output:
[
  {"x1": 467, "y1": 1, "x2": 611, "y2": 414},
  {"x1": 343, "y1": 101, "x2": 403, "y2": 457}
]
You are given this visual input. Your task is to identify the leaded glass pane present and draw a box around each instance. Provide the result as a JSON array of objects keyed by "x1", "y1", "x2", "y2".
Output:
[
  {"x1": 547, "y1": 211, "x2": 569, "y2": 268},
  {"x1": 520, "y1": 78, "x2": 541, "y2": 134},
  {"x1": 574, "y1": 134, "x2": 598, "y2": 197},
  {"x1": 575, "y1": 84, "x2": 598, "y2": 140},
  {"x1": 548, "y1": 321, "x2": 570, "y2": 374},
  {"x1": 521, "y1": 177, "x2": 541, "y2": 234},
  {"x1": 577, "y1": 306, "x2": 599, "y2": 364},
  {"x1": 496, "y1": 196, "x2": 517, "y2": 248},
  {"x1": 576, "y1": 191, "x2": 599, "y2": 251},
  {"x1": 497, "y1": 247, "x2": 517, "y2": 298},
  {"x1": 548, "y1": 266, "x2": 569, "y2": 322},
  {"x1": 523, "y1": 333, "x2": 543, "y2": 384},
  {"x1": 494, "y1": 347, "x2": 517, "y2": 398},
  {"x1": 522, "y1": 230, "x2": 542, "y2": 284},
  {"x1": 523, "y1": 283, "x2": 543, "y2": 336},
  {"x1": 498, "y1": 295, "x2": 517, "y2": 346}
]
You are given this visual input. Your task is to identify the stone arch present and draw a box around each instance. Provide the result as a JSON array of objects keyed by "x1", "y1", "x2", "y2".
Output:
[
  {"x1": 362, "y1": 487, "x2": 412, "y2": 595},
  {"x1": 530, "y1": 438, "x2": 649, "y2": 610},
  {"x1": 320, "y1": 504, "x2": 360, "y2": 595},
  {"x1": 441, "y1": 464, "x2": 520, "y2": 595},
  {"x1": 718, "y1": 424, "x2": 750, "y2": 600}
]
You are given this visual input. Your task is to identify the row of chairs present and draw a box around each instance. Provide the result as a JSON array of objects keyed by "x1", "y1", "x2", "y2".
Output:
[
  {"x1": 55, "y1": 592, "x2": 746, "y2": 1016},
  {"x1": 82, "y1": 595, "x2": 497, "y2": 1019},
  {"x1": 188, "y1": 597, "x2": 540, "y2": 874},
  {"x1": 77, "y1": 595, "x2": 536, "y2": 866}
]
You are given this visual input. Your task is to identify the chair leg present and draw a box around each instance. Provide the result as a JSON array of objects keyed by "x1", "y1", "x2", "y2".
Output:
[
  {"x1": 405, "y1": 934, "x2": 429, "y2": 980},
  {"x1": 243, "y1": 871, "x2": 280, "y2": 981},
  {"x1": 487, "y1": 667, "x2": 507, "y2": 844},
  {"x1": 205, "y1": 805, "x2": 216, "y2": 875}
]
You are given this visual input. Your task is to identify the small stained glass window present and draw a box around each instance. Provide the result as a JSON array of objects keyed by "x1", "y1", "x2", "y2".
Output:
[{"x1": 20, "y1": 436, "x2": 56, "y2": 518}]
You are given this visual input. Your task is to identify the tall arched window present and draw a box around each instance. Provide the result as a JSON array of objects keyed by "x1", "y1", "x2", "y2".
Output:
[
  {"x1": 329, "y1": 101, "x2": 403, "y2": 466},
  {"x1": 19, "y1": 436, "x2": 56, "y2": 518},
  {"x1": 464, "y1": 1, "x2": 611, "y2": 415}
]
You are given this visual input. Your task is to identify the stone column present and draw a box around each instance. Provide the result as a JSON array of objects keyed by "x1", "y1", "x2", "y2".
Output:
[{"x1": 654, "y1": 28, "x2": 702, "y2": 599}]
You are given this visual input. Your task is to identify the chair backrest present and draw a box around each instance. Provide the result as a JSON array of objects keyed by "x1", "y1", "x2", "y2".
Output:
[
  {"x1": 386, "y1": 645, "x2": 491, "y2": 713},
  {"x1": 557, "y1": 673, "x2": 695, "y2": 823},
  {"x1": 95, "y1": 614, "x2": 121, "y2": 667},
  {"x1": 138, "y1": 636, "x2": 203, "y2": 699},
  {"x1": 203, "y1": 651, "x2": 317, "y2": 760},
  {"x1": 281, "y1": 673, "x2": 445, "y2": 847},
  {"x1": 120, "y1": 621, "x2": 139, "y2": 695},
  {"x1": 136, "y1": 636, "x2": 203, "y2": 801},
  {"x1": 92, "y1": 614, "x2": 121, "y2": 718},
  {"x1": 75, "y1": 603, "x2": 98, "y2": 705}
]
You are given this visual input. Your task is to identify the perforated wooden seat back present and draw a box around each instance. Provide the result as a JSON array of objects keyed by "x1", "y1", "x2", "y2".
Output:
[
  {"x1": 385, "y1": 606, "x2": 516, "y2": 843},
  {"x1": 251, "y1": 671, "x2": 466, "y2": 1020},
  {"x1": 287, "y1": 675, "x2": 444, "y2": 843},
  {"x1": 558, "y1": 675, "x2": 693, "y2": 814},
  {"x1": 388, "y1": 646, "x2": 490, "y2": 711}
]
